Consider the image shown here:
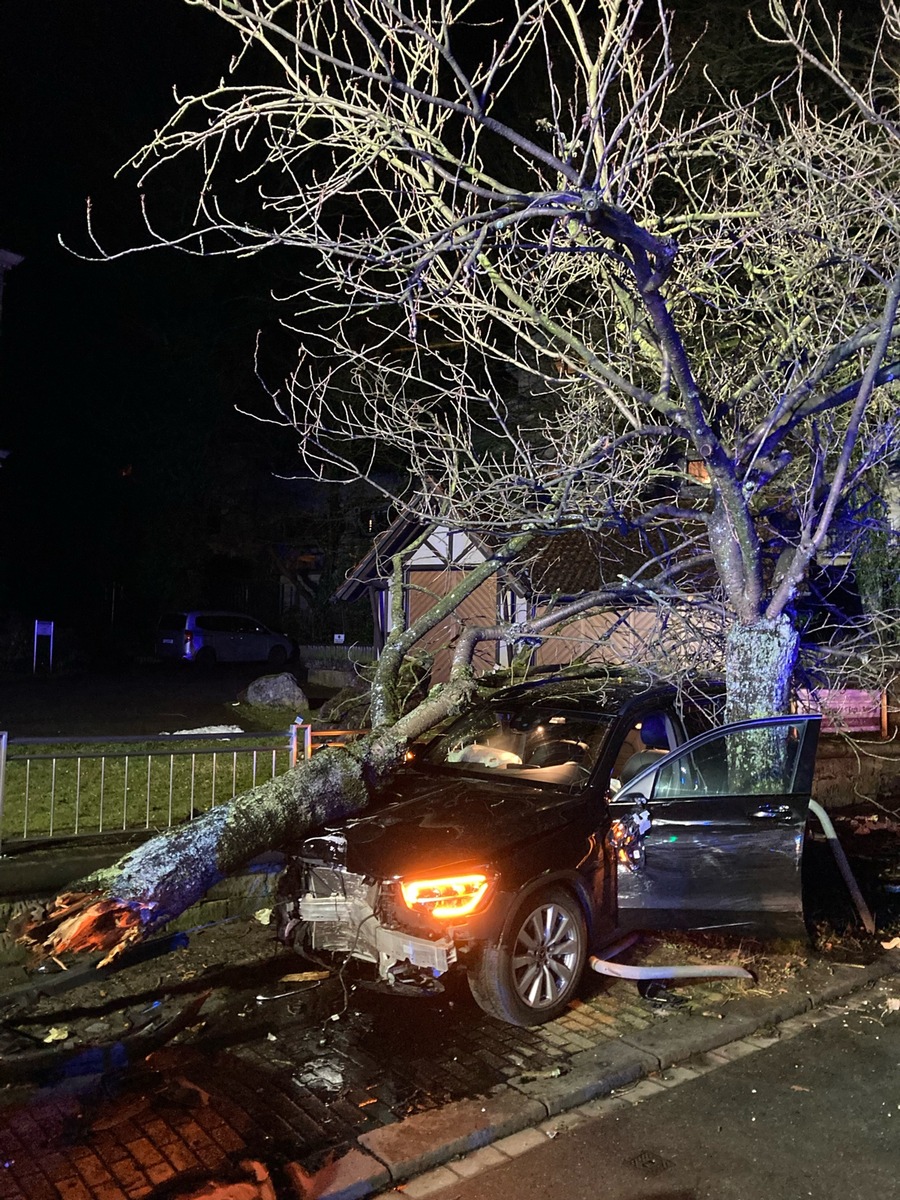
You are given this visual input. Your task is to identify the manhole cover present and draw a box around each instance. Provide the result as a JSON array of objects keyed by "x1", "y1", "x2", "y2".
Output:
[{"x1": 627, "y1": 1149, "x2": 674, "y2": 1176}]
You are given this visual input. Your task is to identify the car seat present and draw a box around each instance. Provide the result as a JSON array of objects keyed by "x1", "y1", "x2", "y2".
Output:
[{"x1": 617, "y1": 712, "x2": 671, "y2": 786}]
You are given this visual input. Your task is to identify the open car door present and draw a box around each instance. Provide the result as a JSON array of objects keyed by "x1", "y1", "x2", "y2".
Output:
[{"x1": 608, "y1": 715, "x2": 821, "y2": 938}]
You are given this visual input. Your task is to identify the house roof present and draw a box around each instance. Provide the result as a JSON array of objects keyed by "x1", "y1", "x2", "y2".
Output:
[
  {"x1": 334, "y1": 515, "x2": 712, "y2": 604},
  {"x1": 333, "y1": 514, "x2": 423, "y2": 602}
]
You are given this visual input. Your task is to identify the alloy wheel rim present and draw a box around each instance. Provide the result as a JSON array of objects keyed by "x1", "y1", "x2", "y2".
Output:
[{"x1": 511, "y1": 901, "x2": 580, "y2": 1009}]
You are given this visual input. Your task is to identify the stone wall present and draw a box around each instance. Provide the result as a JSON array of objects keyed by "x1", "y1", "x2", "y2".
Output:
[
  {"x1": 0, "y1": 851, "x2": 283, "y2": 968},
  {"x1": 813, "y1": 736, "x2": 900, "y2": 810}
]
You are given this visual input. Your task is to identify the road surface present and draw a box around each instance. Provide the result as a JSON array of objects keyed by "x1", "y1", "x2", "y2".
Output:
[{"x1": 395, "y1": 975, "x2": 900, "y2": 1200}]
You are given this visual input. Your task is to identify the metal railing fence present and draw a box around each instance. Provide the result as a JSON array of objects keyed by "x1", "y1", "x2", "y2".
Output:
[{"x1": 0, "y1": 724, "x2": 363, "y2": 851}]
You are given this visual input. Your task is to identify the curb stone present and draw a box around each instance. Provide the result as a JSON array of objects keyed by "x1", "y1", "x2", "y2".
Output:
[
  {"x1": 357, "y1": 1091, "x2": 546, "y2": 1179},
  {"x1": 506, "y1": 1039, "x2": 657, "y2": 1115},
  {"x1": 354, "y1": 951, "x2": 899, "y2": 1199},
  {"x1": 291, "y1": 1148, "x2": 391, "y2": 1200}
]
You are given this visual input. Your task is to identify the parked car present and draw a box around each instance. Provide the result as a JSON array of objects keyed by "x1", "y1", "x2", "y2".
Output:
[
  {"x1": 277, "y1": 676, "x2": 820, "y2": 1026},
  {"x1": 155, "y1": 611, "x2": 294, "y2": 666}
]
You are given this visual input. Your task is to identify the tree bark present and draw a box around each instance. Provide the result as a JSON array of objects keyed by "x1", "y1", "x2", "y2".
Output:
[
  {"x1": 13, "y1": 738, "x2": 398, "y2": 967},
  {"x1": 724, "y1": 614, "x2": 799, "y2": 724}
]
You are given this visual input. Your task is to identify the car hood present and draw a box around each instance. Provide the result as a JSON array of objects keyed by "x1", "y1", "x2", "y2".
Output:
[{"x1": 336, "y1": 770, "x2": 583, "y2": 878}]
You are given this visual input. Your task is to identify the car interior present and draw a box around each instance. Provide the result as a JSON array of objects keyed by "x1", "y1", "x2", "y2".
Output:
[
  {"x1": 442, "y1": 711, "x2": 607, "y2": 785},
  {"x1": 610, "y1": 711, "x2": 677, "y2": 792}
]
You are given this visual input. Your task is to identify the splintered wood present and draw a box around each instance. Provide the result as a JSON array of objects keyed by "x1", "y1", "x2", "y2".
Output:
[{"x1": 12, "y1": 892, "x2": 147, "y2": 967}]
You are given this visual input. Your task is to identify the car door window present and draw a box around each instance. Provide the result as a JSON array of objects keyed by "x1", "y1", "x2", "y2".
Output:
[
  {"x1": 610, "y1": 710, "x2": 682, "y2": 793},
  {"x1": 653, "y1": 720, "x2": 814, "y2": 799}
]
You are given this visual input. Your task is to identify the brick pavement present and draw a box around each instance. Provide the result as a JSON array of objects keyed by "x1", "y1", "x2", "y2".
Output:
[{"x1": 0, "y1": 927, "x2": 895, "y2": 1199}]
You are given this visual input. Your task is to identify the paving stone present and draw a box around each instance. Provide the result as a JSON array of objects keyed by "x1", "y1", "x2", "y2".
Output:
[
  {"x1": 614, "y1": 1078, "x2": 669, "y2": 1104},
  {"x1": 446, "y1": 1145, "x2": 508, "y2": 1178},
  {"x1": 92, "y1": 1185, "x2": 129, "y2": 1200},
  {"x1": 492, "y1": 1128, "x2": 547, "y2": 1157},
  {"x1": 53, "y1": 1178, "x2": 93, "y2": 1200},
  {"x1": 654, "y1": 1065, "x2": 702, "y2": 1088},
  {"x1": 123, "y1": 1139, "x2": 165, "y2": 1171},
  {"x1": 777, "y1": 1015, "x2": 816, "y2": 1038},
  {"x1": 208, "y1": 1122, "x2": 247, "y2": 1154},
  {"x1": 88, "y1": 1135, "x2": 132, "y2": 1166},
  {"x1": 136, "y1": 1118, "x2": 179, "y2": 1149},
  {"x1": 145, "y1": 1162, "x2": 176, "y2": 1187},
  {"x1": 89, "y1": 1185, "x2": 128, "y2": 1200},
  {"x1": 398, "y1": 1166, "x2": 459, "y2": 1197},
  {"x1": 560, "y1": 1033, "x2": 594, "y2": 1051},
  {"x1": 159, "y1": 1139, "x2": 201, "y2": 1174},
  {"x1": 708, "y1": 1037, "x2": 763, "y2": 1062},
  {"x1": 576, "y1": 1093, "x2": 633, "y2": 1120},
  {"x1": 742, "y1": 1032, "x2": 783, "y2": 1049},
  {"x1": 73, "y1": 1152, "x2": 116, "y2": 1189},
  {"x1": 108, "y1": 1159, "x2": 149, "y2": 1193},
  {"x1": 538, "y1": 1109, "x2": 588, "y2": 1137}
]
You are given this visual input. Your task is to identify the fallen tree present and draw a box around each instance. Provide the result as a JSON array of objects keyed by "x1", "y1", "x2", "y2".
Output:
[
  {"x1": 15, "y1": 745, "x2": 376, "y2": 967},
  {"x1": 17, "y1": 573, "x2": 669, "y2": 964}
]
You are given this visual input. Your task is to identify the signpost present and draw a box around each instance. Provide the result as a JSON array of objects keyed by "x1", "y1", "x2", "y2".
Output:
[{"x1": 33, "y1": 619, "x2": 54, "y2": 674}]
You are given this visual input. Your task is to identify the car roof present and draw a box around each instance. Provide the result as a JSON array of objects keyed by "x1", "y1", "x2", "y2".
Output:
[{"x1": 482, "y1": 669, "x2": 724, "y2": 718}]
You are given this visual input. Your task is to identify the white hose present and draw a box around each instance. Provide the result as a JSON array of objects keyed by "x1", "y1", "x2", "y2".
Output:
[
  {"x1": 808, "y1": 799, "x2": 876, "y2": 935},
  {"x1": 591, "y1": 922, "x2": 752, "y2": 982},
  {"x1": 589, "y1": 955, "x2": 753, "y2": 981}
]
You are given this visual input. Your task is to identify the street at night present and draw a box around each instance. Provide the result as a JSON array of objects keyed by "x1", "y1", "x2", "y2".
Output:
[{"x1": 382, "y1": 976, "x2": 900, "y2": 1200}]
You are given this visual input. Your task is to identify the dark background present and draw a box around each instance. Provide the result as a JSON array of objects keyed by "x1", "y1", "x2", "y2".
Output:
[{"x1": 0, "y1": 0, "x2": 374, "y2": 662}]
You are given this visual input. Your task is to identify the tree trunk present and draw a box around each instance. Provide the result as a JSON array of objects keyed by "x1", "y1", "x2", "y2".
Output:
[
  {"x1": 13, "y1": 736, "x2": 403, "y2": 967},
  {"x1": 724, "y1": 614, "x2": 799, "y2": 724}
]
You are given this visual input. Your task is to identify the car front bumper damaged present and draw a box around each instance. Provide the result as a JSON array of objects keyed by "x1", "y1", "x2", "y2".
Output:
[{"x1": 290, "y1": 866, "x2": 456, "y2": 986}]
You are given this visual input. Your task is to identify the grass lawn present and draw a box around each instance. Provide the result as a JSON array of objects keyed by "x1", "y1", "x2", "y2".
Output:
[{"x1": 2, "y1": 733, "x2": 297, "y2": 842}]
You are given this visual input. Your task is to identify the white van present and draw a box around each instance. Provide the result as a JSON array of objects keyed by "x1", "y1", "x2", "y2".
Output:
[{"x1": 155, "y1": 611, "x2": 294, "y2": 665}]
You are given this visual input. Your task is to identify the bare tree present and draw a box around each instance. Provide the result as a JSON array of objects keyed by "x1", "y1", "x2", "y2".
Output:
[
  {"x1": 20, "y1": 0, "x2": 900, "y2": 962},
  {"x1": 94, "y1": 0, "x2": 897, "y2": 713}
]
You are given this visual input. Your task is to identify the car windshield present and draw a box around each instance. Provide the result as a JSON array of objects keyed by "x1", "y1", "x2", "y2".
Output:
[{"x1": 423, "y1": 704, "x2": 610, "y2": 787}]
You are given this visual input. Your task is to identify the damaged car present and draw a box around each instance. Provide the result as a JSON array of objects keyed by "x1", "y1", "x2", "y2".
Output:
[{"x1": 276, "y1": 677, "x2": 820, "y2": 1026}]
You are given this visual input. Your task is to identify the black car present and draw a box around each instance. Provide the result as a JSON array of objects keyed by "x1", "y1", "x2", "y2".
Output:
[{"x1": 277, "y1": 676, "x2": 820, "y2": 1026}]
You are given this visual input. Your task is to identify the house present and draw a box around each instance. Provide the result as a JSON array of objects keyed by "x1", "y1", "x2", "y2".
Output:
[{"x1": 334, "y1": 515, "x2": 720, "y2": 682}]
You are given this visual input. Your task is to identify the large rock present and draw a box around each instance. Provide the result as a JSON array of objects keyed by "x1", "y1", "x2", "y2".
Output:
[{"x1": 239, "y1": 672, "x2": 308, "y2": 710}]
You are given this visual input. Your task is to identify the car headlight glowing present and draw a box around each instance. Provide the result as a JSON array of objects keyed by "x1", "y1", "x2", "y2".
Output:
[{"x1": 400, "y1": 874, "x2": 490, "y2": 918}]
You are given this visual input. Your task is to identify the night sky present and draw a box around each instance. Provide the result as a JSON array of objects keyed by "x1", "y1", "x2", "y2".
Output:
[{"x1": 0, "y1": 1, "x2": 302, "y2": 645}]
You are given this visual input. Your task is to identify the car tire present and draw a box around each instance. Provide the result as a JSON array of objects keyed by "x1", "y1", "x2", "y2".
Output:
[
  {"x1": 267, "y1": 644, "x2": 288, "y2": 667},
  {"x1": 467, "y1": 885, "x2": 587, "y2": 1026},
  {"x1": 194, "y1": 646, "x2": 216, "y2": 666}
]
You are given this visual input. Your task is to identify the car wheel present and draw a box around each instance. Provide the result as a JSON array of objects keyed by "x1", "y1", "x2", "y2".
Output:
[
  {"x1": 194, "y1": 646, "x2": 216, "y2": 666},
  {"x1": 467, "y1": 886, "x2": 587, "y2": 1026},
  {"x1": 267, "y1": 644, "x2": 288, "y2": 667}
]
